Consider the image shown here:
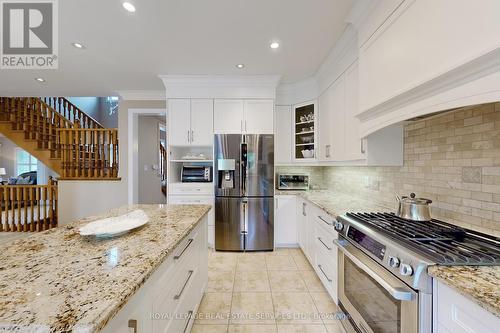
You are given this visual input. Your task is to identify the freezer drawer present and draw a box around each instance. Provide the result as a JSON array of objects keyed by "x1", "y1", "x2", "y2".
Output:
[
  {"x1": 215, "y1": 197, "x2": 244, "y2": 251},
  {"x1": 215, "y1": 197, "x2": 274, "y2": 251}
]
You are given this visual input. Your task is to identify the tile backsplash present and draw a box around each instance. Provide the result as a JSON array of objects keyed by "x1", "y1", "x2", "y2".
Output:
[{"x1": 278, "y1": 102, "x2": 500, "y2": 237}]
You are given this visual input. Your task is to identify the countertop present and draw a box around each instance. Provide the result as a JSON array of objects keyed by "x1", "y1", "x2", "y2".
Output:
[
  {"x1": 428, "y1": 265, "x2": 500, "y2": 318},
  {"x1": 276, "y1": 189, "x2": 500, "y2": 318},
  {"x1": 0, "y1": 204, "x2": 211, "y2": 333}
]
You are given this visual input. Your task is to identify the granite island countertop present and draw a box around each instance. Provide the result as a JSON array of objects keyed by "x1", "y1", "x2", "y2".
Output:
[
  {"x1": 428, "y1": 265, "x2": 500, "y2": 318},
  {"x1": 0, "y1": 204, "x2": 211, "y2": 333},
  {"x1": 276, "y1": 189, "x2": 500, "y2": 318}
]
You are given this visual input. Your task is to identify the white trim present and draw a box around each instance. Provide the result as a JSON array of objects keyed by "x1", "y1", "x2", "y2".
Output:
[
  {"x1": 127, "y1": 108, "x2": 167, "y2": 205},
  {"x1": 160, "y1": 75, "x2": 282, "y2": 99},
  {"x1": 118, "y1": 90, "x2": 166, "y2": 101}
]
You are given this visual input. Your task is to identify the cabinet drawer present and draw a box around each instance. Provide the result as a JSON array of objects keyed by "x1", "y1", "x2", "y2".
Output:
[
  {"x1": 169, "y1": 195, "x2": 213, "y2": 205},
  {"x1": 169, "y1": 183, "x2": 213, "y2": 195},
  {"x1": 315, "y1": 250, "x2": 338, "y2": 301},
  {"x1": 315, "y1": 228, "x2": 337, "y2": 261},
  {"x1": 312, "y1": 207, "x2": 336, "y2": 231}
]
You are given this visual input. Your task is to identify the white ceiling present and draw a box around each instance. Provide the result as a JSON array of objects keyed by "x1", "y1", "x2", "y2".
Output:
[{"x1": 0, "y1": 0, "x2": 355, "y2": 96}]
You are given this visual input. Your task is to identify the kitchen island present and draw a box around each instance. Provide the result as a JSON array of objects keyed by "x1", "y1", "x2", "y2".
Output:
[{"x1": 0, "y1": 204, "x2": 210, "y2": 333}]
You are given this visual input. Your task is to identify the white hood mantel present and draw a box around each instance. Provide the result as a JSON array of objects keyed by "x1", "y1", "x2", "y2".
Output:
[{"x1": 356, "y1": 46, "x2": 500, "y2": 137}]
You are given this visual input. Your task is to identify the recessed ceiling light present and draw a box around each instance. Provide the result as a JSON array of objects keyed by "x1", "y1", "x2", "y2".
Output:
[
  {"x1": 71, "y1": 42, "x2": 85, "y2": 49},
  {"x1": 122, "y1": 2, "x2": 136, "y2": 12},
  {"x1": 236, "y1": 64, "x2": 245, "y2": 69},
  {"x1": 35, "y1": 78, "x2": 45, "y2": 83},
  {"x1": 270, "y1": 42, "x2": 280, "y2": 49}
]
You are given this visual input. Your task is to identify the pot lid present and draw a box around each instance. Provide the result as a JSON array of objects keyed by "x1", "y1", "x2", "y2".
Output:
[{"x1": 400, "y1": 193, "x2": 432, "y2": 204}]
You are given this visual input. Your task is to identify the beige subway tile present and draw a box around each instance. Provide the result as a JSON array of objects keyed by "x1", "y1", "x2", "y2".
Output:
[
  {"x1": 471, "y1": 191, "x2": 493, "y2": 202},
  {"x1": 464, "y1": 116, "x2": 483, "y2": 126},
  {"x1": 471, "y1": 208, "x2": 494, "y2": 220}
]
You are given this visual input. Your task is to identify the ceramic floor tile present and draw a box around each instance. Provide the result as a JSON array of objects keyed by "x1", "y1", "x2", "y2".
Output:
[
  {"x1": 299, "y1": 270, "x2": 326, "y2": 293},
  {"x1": 228, "y1": 324, "x2": 278, "y2": 333},
  {"x1": 272, "y1": 292, "x2": 322, "y2": 324},
  {"x1": 277, "y1": 325, "x2": 328, "y2": 333},
  {"x1": 292, "y1": 254, "x2": 313, "y2": 271},
  {"x1": 237, "y1": 255, "x2": 267, "y2": 271},
  {"x1": 230, "y1": 292, "x2": 275, "y2": 325},
  {"x1": 266, "y1": 248, "x2": 292, "y2": 256},
  {"x1": 266, "y1": 255, "x2": 298, "y2": 271},
  {"x1": 289, "y1": 248, "x2": 304, "y2": 257},
  {"x1": 309, "y1": 293, "x2": 340, "y2": 324},
  {"x1": 233, "y1": 270, "x2": 271, "y2": 292},
  {"x1": 209, "y1": 252, "x2": 238, "y2": 270},
  {"x1": 207, "y1": 269, "x2": 235, "y2": 292},
  {"x1": 324, "y1": 323, "x2": 343, "y2": 333},
  {"x1": 191, "y1": 325, "x2": 229, "y2": 333},
  {"x1": 268, "y1": 270, "x2": 308, "y2": 292},
  {"x1": 195, "y1": 293, "x2": 232, "y2": 325}
]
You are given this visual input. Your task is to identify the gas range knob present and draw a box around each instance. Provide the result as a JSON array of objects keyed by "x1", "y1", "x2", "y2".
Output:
[
  {"x1": 388, "y1": 256, "x2": 400, "y2": 268},
  {"x1": 334, "y1": 220, "x2": 344, "y2": 231},
  {"x1": 400, "y1": 263, "x2": 414, "y2": 276}
]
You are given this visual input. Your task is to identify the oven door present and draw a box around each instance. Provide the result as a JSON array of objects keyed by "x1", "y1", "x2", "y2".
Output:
[{"x1": 334, "y1": 237, "x2": 419, "y2": 333}]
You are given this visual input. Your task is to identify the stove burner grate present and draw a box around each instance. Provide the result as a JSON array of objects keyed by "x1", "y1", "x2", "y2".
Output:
[{"x1": 346, "y1": 212, "x2": 500, "y2": 265}]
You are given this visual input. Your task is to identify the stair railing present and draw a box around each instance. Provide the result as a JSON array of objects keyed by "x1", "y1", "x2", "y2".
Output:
[
  {"x1": 0, "y1": 176, "x2": 58, "y2": 232},
  {"x1": 43, "y1": 97, "x2": 103, "y2": 129},
  {"x1": 57, "y1": 128, "x2": 119, "y2": 179}
]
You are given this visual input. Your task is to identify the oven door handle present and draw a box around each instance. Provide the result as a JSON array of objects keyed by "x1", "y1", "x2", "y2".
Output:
[{"x1": 333, "y1": 239, "x2": 415, "y2": 301}]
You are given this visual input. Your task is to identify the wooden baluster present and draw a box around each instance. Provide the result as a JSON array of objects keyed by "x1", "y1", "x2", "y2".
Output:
[
  {"x1": 48, "y1": 178, "x2": 53, "y2": 228},
  {"x1": 0, "y1": 186, "x2": 3, "y2": 232},
  {"x1": 15, "y1": 187, "x2": 21, "y2": 232},
  {"x1": 52, "y1": 178, "x2": 58, "y2": 227},
  {"x1": 42, "y1": 185, "x2": 48, "y2": 230},
  {"x1": 5, "y1": 187, "x2": 10, "y2": 232},
  {"x1": 36, "y1": 186, "x2": 41, "y2": 231},
  {"x1": 23, "y1": 187, "x2": 27, "y2": 231}
]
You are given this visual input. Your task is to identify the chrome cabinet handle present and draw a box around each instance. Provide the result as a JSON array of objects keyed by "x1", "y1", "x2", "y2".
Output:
[
  {"x1": 241, "y1": 120, "x2": 243, "y2": 132},
  {"x1": 174, "y1": 238, "x2": 194, "y2": 260},
  {"x1": 333, "y1": 239, "x2": 415, "y2": 301},
  {"x1": 318, "y1": 216, "x2": 332, "y2": 226},
  {"x1": 326, "y1": 145, "x2": 331, "y2": 158},
  {"x1": 318, "y1": 237, "x2": 332, "y2": 251},
  {"x1": 361, "y1": 139, "x2": 366, "y2": 154},
  {"x1": 191, "y1": 130, "x2": 194, "y2": 143},
  {"x1": 174, "y1": 270, "x2": 194, "y2": 300},
  {"x1": 317, "y1": 264, "x2": 332, "y2": 282},
  {"x1": 302, "y1": 202, "x2": 306, "y2": 216},
  {"x1": 128, "y1": 319, "x2": 137, "y2": 333},
  {"x1": 187, "y1": 130, "x2": 190, "y2": 143},
  {"x1": 182, "y1": 311, "x2": 194, "y2": 333}
]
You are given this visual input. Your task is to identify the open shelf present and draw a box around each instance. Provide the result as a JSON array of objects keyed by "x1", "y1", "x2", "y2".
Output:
[
  {"x1": 295, "y1": 120, "x2": 315, "y2": 125},
  {"x1": 296, "y1": 131, "x2": 314, "y2": 135},
  {"x1": 296, "y1": 143, "x2": 315, "y2": 147},
  {"x1": 170, "y1": 159, "x2": 213, "y2": 163}
]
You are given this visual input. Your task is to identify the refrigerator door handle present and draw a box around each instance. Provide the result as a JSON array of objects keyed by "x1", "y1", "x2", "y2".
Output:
[
  {"x1": 241, "y1": 200, "x2": 248, "y2": 235},
  {"x1": 240, "y1": 142, "x2": 247, "y2": 196},
  {"x1": 243, "y1": 199, "x2": 249, "y2": 235}
]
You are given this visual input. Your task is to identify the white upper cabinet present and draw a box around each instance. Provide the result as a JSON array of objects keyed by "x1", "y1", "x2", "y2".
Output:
[
  {"x1": 359, "y1": 0, "x2": 500, "y2": 114},
  {"x1": 344, "y1": 62, "x2": 366, "y2": 161},
  {"x1": 318, "y1": 77, "x2": 345, "y2": 161},
  {"x1": 275, "y1": 105, "x2": 292, "y2": 165},
  {"x1": 214, "y1": 99, "x2": 244, "y2": 134},
  {"x1": 190, "y1": 99, "x2": 214, "y2": 146},
  {"x1": 168, "y1": 99, "x2": 214, "y2": 146},
  {"x1": 214, "y1": 99, "x2": 274, "y2": 134},
  {"x1": 244, "y1": 100, "x2": 274, "y2": 134},
  {"x1": 168, "y1": 99, "x2": 191, "y2": 146}
]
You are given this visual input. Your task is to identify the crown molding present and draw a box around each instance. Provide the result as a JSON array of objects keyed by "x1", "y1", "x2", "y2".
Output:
[
  {"x1": 159, "y1": 75, "x2": 282, "y2": 99},
  {"x1": 118, "y1": 90, "x2": 166, "y2": 101}
]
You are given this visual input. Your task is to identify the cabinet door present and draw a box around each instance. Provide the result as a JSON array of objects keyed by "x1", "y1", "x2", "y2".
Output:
[
  {"x1": 330, "y1": 77, "x2": 346, "y2": 160},
  {"x1": 168, "y1": 99, "x2": 191, "y2": 146},
  {"x1": 191, "y1": 99, "x2": 214, "y2": 146},
  {"x1": 214, "y1": 99, "x2": 244, "y2": 134},
  {"x1": 275, "y1": 105, "x2": 292, "y2": 164},
  {"x1": 318, "y1": 88, "x2": 332, "y2": 161},
  {"x1": 344, "y1": 61, "x2": 365, "y2": 161},
  {"x1": 274, "y1": 196, "x2": 297, "y2": 246},
  {"x1": 244, "y1": 99, "x2": 274, "y2": 134}
]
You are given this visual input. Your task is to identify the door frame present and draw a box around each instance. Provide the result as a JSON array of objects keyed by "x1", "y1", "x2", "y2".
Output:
[{"x1": 127, "y1": 108, "x2": 167, "y2": 205}]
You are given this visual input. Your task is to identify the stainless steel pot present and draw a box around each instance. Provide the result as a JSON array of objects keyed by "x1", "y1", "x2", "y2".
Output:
[{"x1": 396, "y1": 193, "x2": 432, "y2": 221}]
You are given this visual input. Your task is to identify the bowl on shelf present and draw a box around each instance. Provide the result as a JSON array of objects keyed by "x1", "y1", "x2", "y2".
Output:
[
  {"x1": 301, "y1": 149, "x2": 314, "y2": 158},
  {"x1": 300, "y1": 135, "x2": 314, "y2": 143}
]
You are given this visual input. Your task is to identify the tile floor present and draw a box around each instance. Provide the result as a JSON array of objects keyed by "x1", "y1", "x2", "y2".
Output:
[{"x1": 192, "y1": 248, "x2": 344, "y2": 333}]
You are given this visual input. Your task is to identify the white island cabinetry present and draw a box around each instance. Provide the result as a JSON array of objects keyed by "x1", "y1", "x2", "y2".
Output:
[{"x1": 102, "y1": 216, "x2": 208, "y2": 333}]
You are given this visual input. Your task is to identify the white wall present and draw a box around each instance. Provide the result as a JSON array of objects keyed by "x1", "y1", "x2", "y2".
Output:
[{"x1": 58, "y1": 180, "x2": 125, "y2": 225}]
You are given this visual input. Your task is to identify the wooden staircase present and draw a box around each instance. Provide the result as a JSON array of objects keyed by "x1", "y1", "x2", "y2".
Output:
[{"x1": 0, "y1": 97, "x2": 119, "y2": 179}]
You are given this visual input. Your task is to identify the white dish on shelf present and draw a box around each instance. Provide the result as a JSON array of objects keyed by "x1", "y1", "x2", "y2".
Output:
[
  {"x1": 180, "y1": 154, "x2": 207, "y2": 160},
  {"x1": 79, "y1": 209, "x2": 149, "y2": 238},
  {"x1": 301, "y1": 149, "x2": 314, "y2": 158}
]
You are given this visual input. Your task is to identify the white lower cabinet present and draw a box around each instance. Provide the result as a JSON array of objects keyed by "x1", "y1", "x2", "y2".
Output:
[
  {"x1": 102, "y1": 216, "x2": 208, "y2": 333},
  {"x1": 279, "y1": 196, "x2": 338, "y2": 302},
  {"x1": 434, "y1": 281, "x2": 499, "y2": 333},
  {"x1": 274, "y1": 195, "x2": 297, "y2": 246}
]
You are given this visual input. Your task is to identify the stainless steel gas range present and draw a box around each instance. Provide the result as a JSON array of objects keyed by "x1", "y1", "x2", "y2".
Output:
[{"x1": 333, "y1": 212, "x2": 500, "y2": 333}]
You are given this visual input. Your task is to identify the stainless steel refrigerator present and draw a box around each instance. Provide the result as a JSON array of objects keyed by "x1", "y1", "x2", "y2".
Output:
[{"x1": 214, "y1": 134, "x2": 274, "y2": 251}]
